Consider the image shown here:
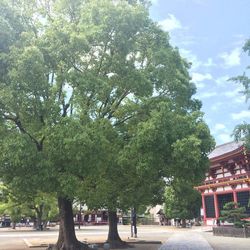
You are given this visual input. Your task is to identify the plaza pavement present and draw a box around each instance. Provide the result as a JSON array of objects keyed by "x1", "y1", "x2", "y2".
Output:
[
  {"x1": 159, "y1": 231, "x2": 213, "y2": 250},
  {"x1": 1, "y1": 225, "x2": 250, "y2": 249}
]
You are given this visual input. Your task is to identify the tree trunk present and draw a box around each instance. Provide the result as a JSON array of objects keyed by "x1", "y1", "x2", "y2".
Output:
[
  {"x1": 47, "y1": 197, "x2": 89, "y2": 250},
  {"x1": 107, "y1": 210, "x2": 126, "y2": 248},
  {"x1": 37, "y1": 211, "x2": 43, "y2": 231},
  {"x1": 33, "y1": 218, "x2": 37, "y2": 229},
  {"x1": 43, "y1": 220, "x2": 48, "y2": 229},
  {"x1": 181, "y1": 219, "x2": 186, "y2": 228}
]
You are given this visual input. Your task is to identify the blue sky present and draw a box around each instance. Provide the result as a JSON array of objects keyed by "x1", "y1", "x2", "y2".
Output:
[{"x1": 149, "y1": 0, "x2": 250, "y2": 145}]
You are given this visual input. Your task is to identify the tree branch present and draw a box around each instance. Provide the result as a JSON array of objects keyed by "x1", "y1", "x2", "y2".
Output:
[
  {"x1": 2, "y1": 114, "x2": 44, "y2": 151},
  {"x1": 113, "y1": 115, "x2": 134, "y2": 126},
  {"x1": 107, "y1": 89, "x2": 130, "y2": 119},
  {"x1": 62, "y1": 103, "x2": 70, "y2": 117}
]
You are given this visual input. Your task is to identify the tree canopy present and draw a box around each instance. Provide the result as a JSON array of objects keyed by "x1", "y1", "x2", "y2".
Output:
[{"x1": 0, "y1": 0, "x2": 214, "y2": 249}]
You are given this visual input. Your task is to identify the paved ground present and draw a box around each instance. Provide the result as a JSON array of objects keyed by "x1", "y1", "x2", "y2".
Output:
[
  {"x1": 202, "y1": 230, "x2": 250, "y2": 250},
  {"x1": 0, "y1": 225, "x2": 167, "y2": 250},
  {"x1": 1, "y1": 225, "x2": 250, "y2": 250},
  {"x1": 159, "y1": 231, "x2": 213, "y2": 250}
]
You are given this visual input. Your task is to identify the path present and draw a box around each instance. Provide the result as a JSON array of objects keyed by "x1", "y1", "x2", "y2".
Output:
[{"x1": 159, "y1": 231, "x2": 213, "y2": 250}]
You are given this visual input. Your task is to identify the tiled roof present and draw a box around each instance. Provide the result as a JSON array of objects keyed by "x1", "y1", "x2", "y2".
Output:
[{"x1": 208, "y1": 141, "x2": 244, "y2": 159}]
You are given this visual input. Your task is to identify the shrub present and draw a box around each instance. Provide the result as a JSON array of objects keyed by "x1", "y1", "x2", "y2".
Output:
[{"x1": 219, "y1": 202, "x2": 249, "y2": 227}]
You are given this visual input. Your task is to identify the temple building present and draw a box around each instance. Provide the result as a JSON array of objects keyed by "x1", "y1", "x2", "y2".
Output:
[{"x1": 196, "y1": 141, "x2": 250, "y2": 226}]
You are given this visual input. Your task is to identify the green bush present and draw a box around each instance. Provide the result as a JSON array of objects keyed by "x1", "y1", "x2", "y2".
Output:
[
  {"x1": 234, "y1": 221, "x2": 244, "y2": 228},
  {"x1": 219, "y1": 202, "x2": 249, "y2": 228}
]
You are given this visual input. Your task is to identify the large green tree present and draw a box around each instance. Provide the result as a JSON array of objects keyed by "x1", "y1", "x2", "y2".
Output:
[{"x1": 0, "y1": 0, "x2": 214, "y2": 249}]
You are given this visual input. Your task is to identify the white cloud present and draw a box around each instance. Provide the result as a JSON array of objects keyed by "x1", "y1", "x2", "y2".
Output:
[
  {"x1": 192, "y1": 0, "x2": 207, "y2": 4},
  {"x1": 232, "y1": 34, "x2": 247, "y2": 47},
  {"x1": 217, "y1": 133, "x2": 232, "y2": 144},
  {"x1": 211, "y1": 123, "x2": 229, "y2": 137},
  {"x1": 214, "y1": 123, "x2": 226, "y2": 130},
  {"x1": 179, "y1": 49, "x2": 216, "y2": 70},
  {"x1": 211, "y1": 102, "x2": 223, "y2": 111},
  {"x1": 195, "y1": 82, "x2": 205, "y2": 89},
  {"x1": 151, "y1": 0, "x2": 159, "y2": 4},
  {"x1": 224, "y1": 90, "x2": 238, "y2": 98},
  {"x1": 158, "y1": 14, "x2": 182, "y2": 32},
  {"x1": 192, "y1": 72, "x2": 213, "y2": 82},
  {"x1": 222, "y1": 86, "x2": 245, "y2": 103},
  {"x1": 174, "y1": 36, "x2": 195, "y2": 47},
  {"x1": 203, "y1": 58, "x2": 216, "y2": 67},
  {"x1": 219, "y1": 48, "x2": 241, "y2": 67},
  {"x1": 204, "y1": 117, "x2": 212, "y2": 125},
  {"x1": 199, "y1": 91, "x2": 217, "y2": 99},
  {"x1": 211, "y1": 123, "x2": 231, "y2": 144},
  {"x1": 214, "y1": 123, "x2": 226, "y2": 132},
  {"x1": 215, "y1": 75, "x2": 230, "y2": 87},
  {"x1": 179, "y1": 49, "x2": 201, "y2": 70},
  {"x1": 173, "y1": 0, "x2": 207, "y2": 5},
  {"x1": 231, "y1": 110, "x2": 250, "y2": 120},
  {"x1": 234, "y1": 95, "x2": 246, "y2": 104},
  {"x1": 215, "y1": 77, "x2": 245, "y2": 103},
  {"x1": 191, "y1": 72, "x2": 213, "y2": 89}
]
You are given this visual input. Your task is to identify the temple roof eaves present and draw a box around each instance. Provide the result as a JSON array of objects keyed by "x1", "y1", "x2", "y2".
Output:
[{"x1": 208, "y1": 141, "x2": 244, "y2": 160}]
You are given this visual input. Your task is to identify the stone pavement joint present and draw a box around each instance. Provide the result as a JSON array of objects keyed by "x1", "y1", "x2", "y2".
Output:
[{"x1": 159, "y1": 232, "x2": 213, "y2": 250}]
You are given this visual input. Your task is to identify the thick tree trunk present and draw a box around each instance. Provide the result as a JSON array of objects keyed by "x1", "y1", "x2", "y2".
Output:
[
  {"x1": 47, "y1": 197, "x2": 89, "y2": 250},
  {"x1": 107, "y1": 210, "x2": 126, "y2": 248}
]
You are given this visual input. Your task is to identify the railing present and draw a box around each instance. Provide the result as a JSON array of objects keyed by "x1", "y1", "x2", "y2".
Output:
[
  {"x1": 196, "y1": 177, "x2": 250, "y2": 190},
  {"x1": 204, "y1": 173, "x2": 249, "y2": 185}
]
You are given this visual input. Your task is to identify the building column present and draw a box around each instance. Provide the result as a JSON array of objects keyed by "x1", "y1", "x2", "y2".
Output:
[
  {"x1": 213, "y1": 193, "x2": 219, "y2": 219},
  {"x1": 232, "y1": 186, "x2": 238, "y2": 204},
  {"x1": 201, "y1": 193, "x2": 206, "y2": 225}
]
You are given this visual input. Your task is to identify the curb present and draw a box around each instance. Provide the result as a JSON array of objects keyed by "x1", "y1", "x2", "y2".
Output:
[{"x1": 23, "y1": 239, "x2": 48, "y2": 248}]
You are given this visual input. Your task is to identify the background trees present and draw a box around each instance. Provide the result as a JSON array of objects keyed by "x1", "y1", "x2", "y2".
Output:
[
  {"x1": 164, "y1": 181, "x2": 201, "y2": 227},
  {"x1": 0, "y1": 184, "x2": 58, "y2": 230},
  {"x1": 0, "y1": 0, "x2": 214, "y2": 249},
  {"x1": 232, "y1": 39, "x2": 250, "y2": 145}
]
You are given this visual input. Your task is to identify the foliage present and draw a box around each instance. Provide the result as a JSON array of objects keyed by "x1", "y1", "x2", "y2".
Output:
[
  {"x1": 231, "y1": 39, "x2": 250, "y2": 146},
  {"x1": 219, "y1": 202, "x2": 249, "y2": 228},
  {"x1": 0, "y1": 0, "x2": 214, "y2": 246},
  {"x1": 164, "y1": 180, "x2": 201, "y2": 220},
  {"x1": 0, "y1": 187, "x2": 25, "y2": 224},
  {"x1": 0, "y1": 184, "x2": 58, "y2": 227}
]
